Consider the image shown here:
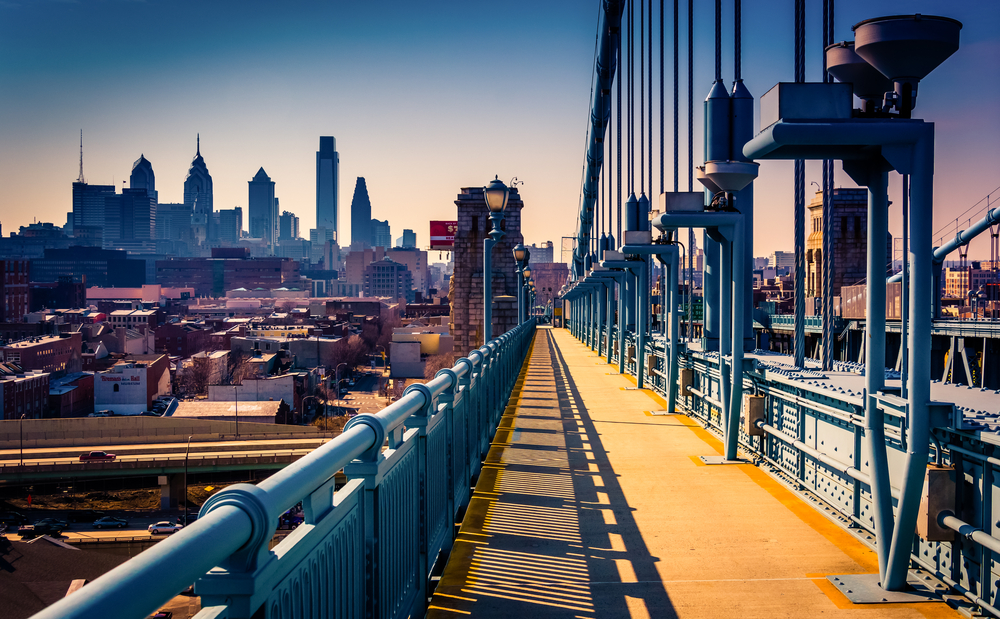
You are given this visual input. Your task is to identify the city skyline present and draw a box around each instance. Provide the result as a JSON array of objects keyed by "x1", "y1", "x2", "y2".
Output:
[{"x1": 1, "y1": 0, "x2": 998, "y2": 258}]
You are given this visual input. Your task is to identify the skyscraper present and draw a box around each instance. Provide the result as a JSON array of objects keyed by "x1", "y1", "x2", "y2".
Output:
[
  {"x1": 103, "y1": 188, "x2": 156, "y2": 250},
  {"x1": 129, "y1": 154, "x2": 157, "y2": 203},
  {"x1": 183, "y1": 135, "x2": 213, "y2": 217},
  {"x1": 371, "y1": 219, "x2": 391, "y2": 249},
  {"x1": 71, "y1": 182, "x2": 115, "y2": 231},
  {"x1": 279, "y1": 211, "x2": 300, "y2": 241},
  {"x1": 350, "y1": 177, "x2": 372, "y2": 248},
  {"x1": 217, "y1": 207, "x2": 243, "y2": 245},
  {"x1": 248, "y1": 167, "x2": 277, "y2": 251},
  {"x1": 316, "y1": 136, "x2": 339, "y2": 237}
]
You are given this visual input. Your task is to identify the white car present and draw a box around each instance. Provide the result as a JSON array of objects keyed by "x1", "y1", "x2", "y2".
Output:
[{"x1": 148, "y1": 521, "x2": 183, "y2": 535}]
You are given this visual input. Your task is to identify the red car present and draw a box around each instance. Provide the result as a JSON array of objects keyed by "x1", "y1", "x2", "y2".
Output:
[{"x1": 79, "y1": 451, "x2": 116, "y2": 462}]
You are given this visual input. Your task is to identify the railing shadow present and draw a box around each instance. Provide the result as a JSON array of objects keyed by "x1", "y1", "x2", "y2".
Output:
[
  {"x1": 547, "y1": 329, "x2": 678, "y2": 618},
  {"x1": 429, "y1": 327, "x2": 676, "y2": 618}
]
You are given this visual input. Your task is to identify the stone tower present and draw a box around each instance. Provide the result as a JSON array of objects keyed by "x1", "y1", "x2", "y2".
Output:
[{"x1": 449, "y1": 186, "x2": 523, "y2": 356}]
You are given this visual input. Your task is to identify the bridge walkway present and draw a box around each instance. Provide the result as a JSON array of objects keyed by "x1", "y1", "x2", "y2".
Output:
[{"x1": 428, "y1": 326, "x2": 959, "y2": 618}]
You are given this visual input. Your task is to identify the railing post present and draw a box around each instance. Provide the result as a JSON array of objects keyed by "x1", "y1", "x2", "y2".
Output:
[
  {"x1": 467, "y1": 350, "x2": 484, "y2": 477},
  {"x1": 401, "y1": 382, "x2": 434, "y2": 613},
  {"x1": 435, "y1": 367, "x2": 460, "y2": 536},
  {"x1": 341, "y1": 415, "x2": 388, "y2": 619}
]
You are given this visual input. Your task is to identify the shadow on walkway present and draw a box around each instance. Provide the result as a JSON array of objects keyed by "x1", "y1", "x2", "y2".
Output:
[{"x1": 428, "y1": 327, "x2": 676, "y2": 618}]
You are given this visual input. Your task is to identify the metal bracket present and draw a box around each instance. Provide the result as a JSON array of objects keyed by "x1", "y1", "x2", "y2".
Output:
[
  {"x1": 699, "y1": 456, "x2": 746, "y2": 465},
  {"x1": 826, "y1": 572, "x2": 947, "y2": 604}
]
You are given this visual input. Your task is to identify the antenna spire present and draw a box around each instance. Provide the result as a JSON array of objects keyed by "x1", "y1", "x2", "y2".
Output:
[
  {"x1": 196, "y1": 133, "x2": 200, "y2": 156},
  {"x1": 77, "y1": 129, "x2": 85, "y2": 183}
]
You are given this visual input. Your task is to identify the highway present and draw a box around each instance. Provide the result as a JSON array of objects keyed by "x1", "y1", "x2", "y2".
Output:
[
  {"x1": 0, "y1": 436, "x2": 333, "y2": 462},
  {"x1": 0, "y1": 437, "x2": 339, "y2": 481}
]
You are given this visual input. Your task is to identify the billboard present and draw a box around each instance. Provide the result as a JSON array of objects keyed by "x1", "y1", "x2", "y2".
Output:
[{"x1": 430, "y1": 221, "x2": 457, "y2": 250}]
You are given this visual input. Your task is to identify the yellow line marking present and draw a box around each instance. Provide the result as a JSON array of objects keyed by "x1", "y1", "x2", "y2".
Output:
[
  {"x1": 434, "y1": 593, "x2": 478, "y2": 602},
  {"x1": 427, "y1": 605, "x2": 471, "y2": 615}
]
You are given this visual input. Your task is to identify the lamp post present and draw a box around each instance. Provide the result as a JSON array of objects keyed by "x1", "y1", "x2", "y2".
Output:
[
  {"x1": 523, "y1": 268, "x2": 532, "y2": 324},
  {"x1": 334, "y1": 362, "x2": 346, "y2": 414},
  {"x1": 234, "y1": 385, "x2": 239, "y2": 438},
  {"x1": 183, "y1": 435, "x2": 192, "y2": 525},
  {"x1": 20, "y1": 413, "x2": 26, "y2": 467},
  {"x1": 483, "y1": 176, "x2": 510, "y2": 343},
  {"x1": 512, "y1": 244, "x2": 529, "y2": 324}
]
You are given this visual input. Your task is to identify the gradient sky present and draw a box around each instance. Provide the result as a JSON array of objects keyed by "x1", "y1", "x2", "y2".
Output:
[{"x1": 1, "y1": 0, "x2": 997, "y2": 261}]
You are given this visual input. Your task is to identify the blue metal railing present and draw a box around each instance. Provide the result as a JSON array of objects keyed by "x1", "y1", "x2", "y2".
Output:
[
  {"x1": 565, "y1": 307, "x2": 1000, "y2": 615},
  {"x1": 33, "y1": 320, "x2": 536, "y2": 619}
]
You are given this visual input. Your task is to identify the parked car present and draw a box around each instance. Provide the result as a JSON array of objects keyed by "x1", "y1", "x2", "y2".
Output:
[
  {"x1": 34, "y1": 518, "x2": 69, "y2": 530},
  {"x1": 148, "y1": 521, "x2": 183, "y2": 535},
  {"x1": 93, "y1": 516, "x2": 128, "y2": 529},
  {"x1": 79, "y1": 451, "x2": 116, "y2": 462},
  {"x1": 68, "y1": 509, "x2": 105, "y2": 523},
  {"x1": 23, "y1": 521, "x2": 65, "y2": 537}
]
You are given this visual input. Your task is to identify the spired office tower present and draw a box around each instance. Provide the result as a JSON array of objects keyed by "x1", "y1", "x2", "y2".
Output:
[
  {"x1": 316, "y1": 136, "x2": 339, "y2": 238},
  {"x1": 184, "y1": 135, "x2": 213, "y2": 243}
]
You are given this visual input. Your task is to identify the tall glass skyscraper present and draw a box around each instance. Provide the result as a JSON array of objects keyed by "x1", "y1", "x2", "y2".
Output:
[
  {"x1": 248, "y1": 167, "x2": 277, "y2": 251},
  {"x1": 316, "y1": 136, "x2": 339, "y2": 238},
  {"x1": 350, "y1": 177, "x2": 372, "y2": 247}
]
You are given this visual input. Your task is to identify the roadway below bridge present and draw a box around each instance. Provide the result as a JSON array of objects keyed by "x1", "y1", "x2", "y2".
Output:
[
  {"x1": 429, "y1": 327, "x2": 962, "y2": 618},
  {"x1": 0, "y1": 436, "x2": 336, "y2": 482}
]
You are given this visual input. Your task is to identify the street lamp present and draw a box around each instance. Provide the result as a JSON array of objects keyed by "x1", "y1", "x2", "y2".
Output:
[
  {"x1": 483, "y1": 176, "x2": 510, "y2": 343},
  {"x1": 183, "y1": 435, "x2": 192, "y2": 526},
  {"x1": 512, "y1": 244, "x2": 530, "y2": 323},
  {"x1": 523, "y1": 268, "x2": 532, "y2": 324},
  {"x1": 20, "y1": 413, "x2": 26, "y2": 467},
  {"x1": 334, "y1": 362, "x2": 347, "y2": 414},
  {"x1": 234, "y1": 385, "x2": 239, "y2": 439}
]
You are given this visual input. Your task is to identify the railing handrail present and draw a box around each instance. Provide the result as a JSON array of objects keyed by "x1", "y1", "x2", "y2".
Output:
[{"x1": 31, "y1": 320, "x2": 534, "y2": 619}]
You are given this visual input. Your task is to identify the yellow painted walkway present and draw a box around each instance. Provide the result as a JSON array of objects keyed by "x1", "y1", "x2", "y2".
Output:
[{"x1": 428, "y1": 327, "x2": 960, "y2": 619}]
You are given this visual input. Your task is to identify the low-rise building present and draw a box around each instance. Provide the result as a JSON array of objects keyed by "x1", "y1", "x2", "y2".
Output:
[
  {"x1": 171, "y1": 399, "x2": 289, "y2": 425},
  {"x1": 363, "y1": 257, "x2": 412, "y2": 302},
  {"x1": 0, "y1": 332, "x2": 82, "y2": 378},
  {"x1": 48, "y1": 371, "x2": 95, "y2": 418},
  {"x1": 108, "y1": 309, "x2": 161, "y2": 331},
  {"x1": 155, "y1": 321, "x2": 213, "y2": 357},
  {"x1": 0, "y1": 363, "x2": 49, "y2": 419},
  {"x1": 94, "y1": 354, "x2": 170, "y2": 415}
]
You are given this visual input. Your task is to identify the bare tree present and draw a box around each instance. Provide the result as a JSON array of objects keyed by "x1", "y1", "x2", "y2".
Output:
[
  {"x1": 220, "y1": 350, "x2": 257, "y2": 385},
  {"x1": 178, "y1": 357, "x2": 212, "y2": 396},
  {"x1": 423, "y1": 354, "x2": 455, "y2": 380},
  {"x1": 392, "y1": 379, "x2": 407, "y2": 401}
]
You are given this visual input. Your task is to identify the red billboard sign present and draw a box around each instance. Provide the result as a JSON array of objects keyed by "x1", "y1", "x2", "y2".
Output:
[{"x1": 430, "y1": 221, "x2": 457, "y2": 250}]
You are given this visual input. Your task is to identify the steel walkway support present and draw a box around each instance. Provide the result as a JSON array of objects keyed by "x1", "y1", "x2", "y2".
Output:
[{"x1": 746, "y1": 115, "x2": 938, "y2": 592}]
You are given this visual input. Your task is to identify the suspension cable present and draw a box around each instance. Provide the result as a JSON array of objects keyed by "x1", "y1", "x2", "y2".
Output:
[
  {"x1": 649, "y1": 0, "x2": 653, "y2": 198},
  {"x1": 640, "y1": 0, "x2": 645, "y2": 195},
  {"x1": 617, "y1": 26, "x2": 622, "y2": 243},
  {"x1": 672, "y1": 0, "x2": 678, "y2": 193},
  {"x1": 687, "y1": 0, "x2": 694, "y2": 311},
  {"x1": 715, "y1": 0, "x2": 722, "y2": 82},
  {"x1": 734, "y1": 0, "x2": 741, "y2": 81}
]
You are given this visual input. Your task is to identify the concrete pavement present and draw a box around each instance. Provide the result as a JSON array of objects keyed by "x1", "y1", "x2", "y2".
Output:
[{"x1": 428, "y1": 326, "x2": 960, "y2": 618}]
